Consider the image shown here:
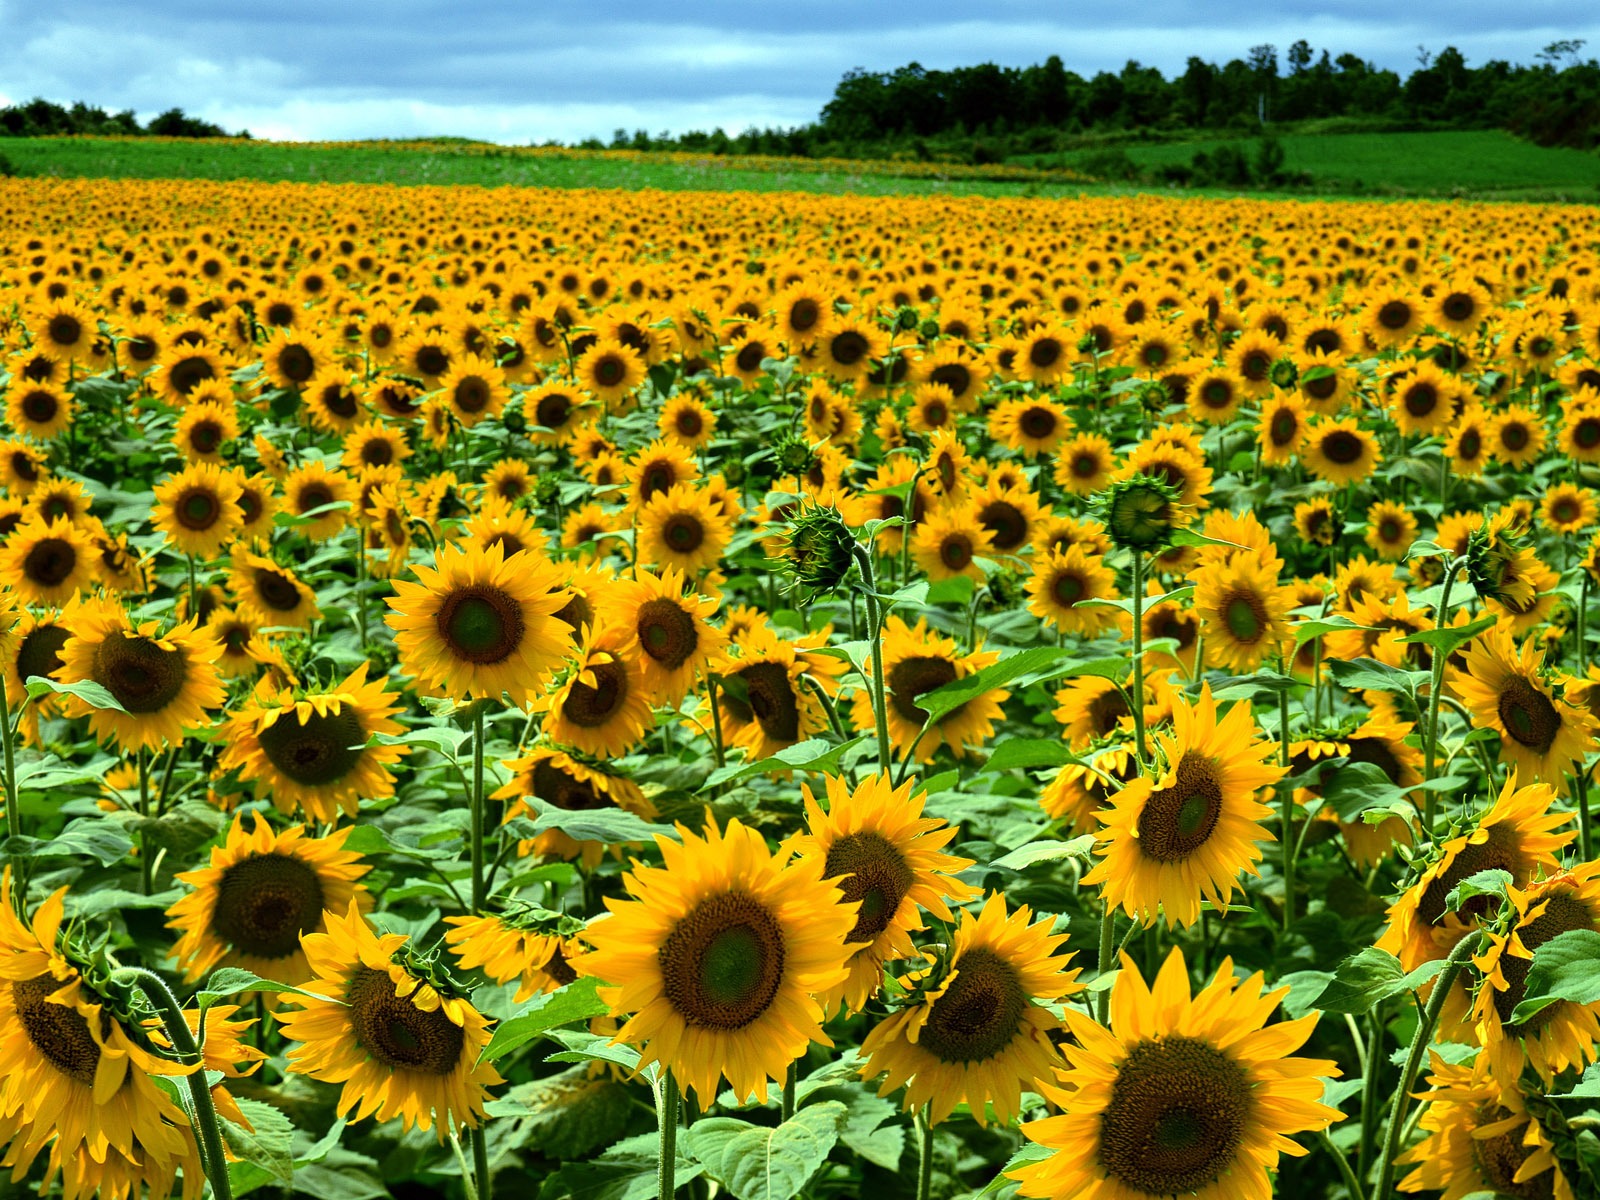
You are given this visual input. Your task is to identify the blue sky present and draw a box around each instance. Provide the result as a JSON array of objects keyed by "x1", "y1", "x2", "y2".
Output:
[{"x1": 1, "y1": 2, "x2": 1595, "y2": 142}]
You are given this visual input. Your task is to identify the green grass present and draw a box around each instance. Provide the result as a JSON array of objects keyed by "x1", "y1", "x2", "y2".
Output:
[
  {"x1": 1071, "y1": 130, "x2": 1600, "y2": 201},
  {"x1": 0, "y1": 137, "x2": 1087, "y2": 198}
]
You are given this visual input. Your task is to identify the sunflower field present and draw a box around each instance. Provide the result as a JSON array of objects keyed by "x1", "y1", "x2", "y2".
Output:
[{"x1": 1, "y1": 175, "x2": 1600, "y2": 1200}]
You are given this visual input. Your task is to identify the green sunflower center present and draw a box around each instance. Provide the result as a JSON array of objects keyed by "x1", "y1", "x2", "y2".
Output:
[
  {"x1": 636, "y1": 597, "x2": 697, "y2": 671},
  {"x1": 436, "y1": 585, "x2": 525, "y2": 664},
  {"x1": 659, "y1": 891, "x2": 786, "y2": 1030},
  {"x1": 1222, "y1": 593, "x2": 1265, "y2": 643},
  {"x1": 1497, "y1": 675, "x2": 1560, "y2": 752},
  {"x1": 1136, "y1": 752, "x2": 1223, "y2": 863},
  {"x1": 177, "y1": 488, "x2": 222, "y2": 531}
]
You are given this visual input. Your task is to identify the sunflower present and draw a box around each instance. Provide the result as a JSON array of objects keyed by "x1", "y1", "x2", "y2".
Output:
[
  {"x1": 173, "y1": 401, "x2": 239, "y2": 462},
  {"x1": 0, "y1": 438, "x2": 47, "y2": 494},
  {"x1": 200, "y1": 605, "x2": 265, "y2": 679},
  {"x1": 796, "y1": 772, "x2": 979, "y2": 1016},
  {"x1": 304, "y1": 371, "x2": 366, "y2": 433},
  {"x1": 218, "y1": 663, "x2": 408, "y2": 821},
  {"x1": 1292, "y1": 712, "x2": 1423, "y2": 867},
  {"x1": 94, "y1": 528, "x2": 150, "y2": 595},
  {"x1": 229, "y1": 549, "x2": 320, "y2": 629},
  {"x1": 1225, "y1": 329, "x2": 1280, "y2": 398},
  {"x1": 279, "y1": 902, "x2": 502, "y2": 1137},
  {"x1": 342, "y1": 420, "x2": 411, "y2": 472},
  {"x1": 168, "y1": 812, "x2": 370, "y2": 986},
  {"x1": 1429, "y1": 277, "x2": 1492, "y2": 336},
  {"x1": 1193, "y1": 555, "x2": 1292, "y2": 672},
  {"x1": 459, "y1": 500, "x2": 549, "y2": 561},
  {"x1": 1365, "y1": 499, "x2": 1419, "y2": 560},
  {"x1": 1377, "y1": 774, "x2": 1574, "y2": 986},
  {"x1": 0, "y1": 515, "x2": 97, "y2": 605},
  {"x1": 819, "y1": 321, "x2": 887, "y2": 383},
  {"x1": 440, "y1": 355, "x2": 509, "y2": 428},
  {"x1": 386, "y1": 540, "x2": 572, "y2": 708},
  {"x1": 1256, "y1": 392, "x2": 1307, "y2": 464},
  {"x1": 1015, "y1": 325, "x2": 1073, "y2": 385},
  {"x1": 575, "y1": 337, "x2": 646, "y2": 407},
  {"x1": 1186, "y1": 367, "x2": 1246, "y2": 424},
  {"x1": 31, "y1": 477, "x2": 93, "y2": 526},
  {"x1": 54, "y1": 600, "x2": 225, "y2": 752},
  {"x1": 151, "y1": 461, "x2": 244, "y2": 559},
  {"x1": 598, "y1": 567, "x2": 725, "y2": 705},
  {"x1": 1052, "y1": 671, "x2": 1172, "y2": 750},
  {"x1": 1362, "y1": 286, "x2": 1423, "y2": 347},
  {"x1": 1025, "y1": 545, "x2": 1118, "y2": 635},
  {"x1": 538, "y1": 625, "x2": 654, "y2": 758},
  {"x1": 0, "y1": 875, "x2": 195, "y2": 1168},
  {"x1": 1120, "y1": 440, "x2": 1213, "y2": 513},
  {"x1": 572, "y1": 816, "x2": 855, "y2": 1104},
  {"x1": 658, "y1": 392, "x2": 717, "y2": 449},
  {"x1": 30, "y1": 299, "x2": 97, "y2": 363},
  {"x1": 260, "y1": 328, "x2": 330, "y2": 391},
  {"x1": 493, "y1": 746, "x2": 656, "y2": 867},
  {"x1": 1541, "y1": 483, "x2": 1598, "y2": 535},
  {"x1": 772, "y1": 283, "x2": 834, "y2": 345},
  {"x1": 1303, "y1": 416, "x2": 1381, "y2": 486},
  {"x1": 1011, "y1": 945, "x2": 1341, "y2": 1200},
  {"x1": 1, "y1": 607, "x2": 73, "y2": 745},
  {"x1": 851, "y1": 615, "x2": 1008, "y2": 762},
  {"x1": 636, "y1": 484, "x2": 731, "y2": 575},
  {"x1": 973, "y1": 476, "x2": 1043, "y2": 555},
  {"x1": 1491, "y1": 404, "x2": 1548, "y2": 467},
  {"x1": 1455, "y1": 627, "x2": 1597, "y2": 790},
  {"x1": 626, "y1": 438, "x2": 700, "y2": 510},
  {"x1": 1389, "y1": 359, "x2": 1460, "y2": 437},
  {"x1": 1442, "y1": 407, "x2": 1492, "y2": 476},
  {"x1": 282, "y1": 460, "x2": 355, "y2": 542},
  {"x1": 5, "y1": 382, "x2": 73, "y2": 440},
  {"x1": 718, "y1": 627, "x2": 831, "y2": 759},
  {"x1": 925, "y1": 429, "x2": 973, "y2": 500},
  {"x1": 990, "y1": 396, "x2": 1070, "y2": 456},
  {"x1": 396, "y1": 330, "x2": 455, "y2": 385},
  {"x1": 911, "y1": 503, "x2": 994, "y2": 582},
  {"x1": 443, "y1": 915, "x2": 586, "y2": 1002},
  {"x1": 859, "y1": 893, "x2": 1079, "y2": 1126},
  {"x1": 1398, "y1": 1054, "x2": 1574, "y2": 1200},
  {"x1": 917, "y1": 343, "x2": 989, "y2": 409},
  {"x1": 1053, "y1": 432, "x2": 1116, "y2": 496},
  {"x1": 1083, "y1": 684, "x2": 1284, "y2": 928}
]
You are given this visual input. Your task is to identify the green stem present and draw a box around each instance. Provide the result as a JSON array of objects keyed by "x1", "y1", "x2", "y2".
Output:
[
  {"x1": 1357, "y1": 1013, "x2": 1382, "y2": 1180},
  {"x1": 186, "y1": 554, "x2": 199, "y2": 619},
  {"x1": 356, "y1": 531, "x2": 369, "y2": 652},
  {"x1": 137, "y1": 749, "x2": 153, "y2": 896},
  {"x1": 1279, "y1": 671, "x2": 1294, "y2": 932},
  {"x1": 1581, "y1": 572, "x2": 1591, "y2": 677},
  {"x1": 915, "y1": 1105, "x2": 934, "y2": 1200},
  {"x1": 1422, "y1": 559, "x2": 1462, "y2": 834},
  {"x1": 705, "y1": 676, "x2": 725, "y2": 770},
  {"x1": 1129, "y1": 550, "x2": 1148, "y2": 763},
  {"x1": 1371, "y1": 931, "x2": 1481, "y2": 1200},
  {"x1": 470, "y1": 1125, "x2": 492, "y2": 1200},
  {"x1": 111, "y1": 967, "x2": 234, "y2": 1200},
  {"x1": 658, "y1": 1070, "x2": 680, "y2": 1200},
  {"x1": 0, "y1": 682, "x2": 18, "y2": 845},
  {"x1": 1317, "y1": 1130, "x2": 1363, "y2": 1200},
  {"x1": 1578, "y1": 771, "x2": 1592, "y2": 863},
  {"x1": 1095, "y1": 906, "x2": 1115, "y2": 1023},
  {"x1": 781, "y1": 1061, "x2": 797, "y2": 1122},
  {"x1": 853, "y1": 545, "x2": 892, "y2": 774},
  {"x1": 470, "y1": 705, "x2": 488, "y2": 912}
]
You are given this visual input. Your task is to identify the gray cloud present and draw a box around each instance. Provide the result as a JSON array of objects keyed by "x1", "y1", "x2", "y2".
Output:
[{"x1": 0, "y1": 2, "x2": 1594, "y2": 141}]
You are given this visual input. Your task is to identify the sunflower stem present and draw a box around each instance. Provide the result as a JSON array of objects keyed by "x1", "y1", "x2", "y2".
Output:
[
  {"x1": 1421, "y1": 558, "x2": 1462, "y2": 834},
  {"x1": 1129, "y1": 550, "x2": 1148, "y2": 764},
  {"x1": 185, "y1": 553, "x2": 199, "y2": 619},
  {"x1": 704, "y1": 675, "x2": 725, "y2": 771},
  {"x1": 915, "y1": 1105, "x2": 934, "y2": 1200},
  {"x1": 470, "y1": 1124, "x2": 493, "y2": 1200},
  {"x1": 110, "y1": 967, "x2": 234, "y2": 1200},
  {"x1": 781, "y1": 1061, "x2": 797, "y2": 1122},
  {"x1": 1371, "y1": 930, "x2": 1481, "y2": 1200},
  {"x1": 1581, "y1": 571, "x2": 1591, "y2": 677},
  {"x1": 0, "y1": 680, "x2": 18, "y2": 847},
  {"x1": 470, "y1": 705, "x2": 488, "y2": 912},
  {"x1": 1316, "y1": 1130, "x2": 1363, "y2": 1200},
  {"x1": 137, "y1": 748, "x2": 153, "y2": 896},
  {"x1": 1357, "y1": 1013, "x2": 1382, "y2": 1180},
  {"x1": 1095, "y1": 907, "x2": 1115, "y2": 1023},
  {"x1": 657, "y1": 1069, "x2": 681, "y2": 1200},
  {"x1": 852, "y1": 545, "x2": 892, "y2": 774},
  {"x1": 1578, "y1": 771, "x2": 1593, "y2": 863},
  {"x1": 1278, "y1": 668, "x2": 1294, "y2": 932},
  {"x1": 355, "y1": 530, "x2": 369, "y2": 652}
]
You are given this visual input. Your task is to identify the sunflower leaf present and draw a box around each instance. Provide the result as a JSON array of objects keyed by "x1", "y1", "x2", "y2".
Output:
[
  {"x1": 195, "y1": 966, "x2": 336, "y2": 1011},
  {"x1": 1292, "y1": 614, "x2": 1370, "y2": 649},
  {"x1": 1445, "y1": 868, "x2": 1513, "y2": 913},
  {"x1": 479, "y1": 977, "x2": 609, "y2": 1064},
  {"x1": 1169, "y1": 528, "x2": 1248, "y2": 550},
  {"x1": 1398, "y1": 613, "x2": 1497, "y2": 653},
  {"x1": 1313, "y1": 947, "x2": 1411, "y2": 1014},
  {"x1": 1511, "y1": 930, "x2": 1600, "y2": 1026},
  {"x1": 990, "y1": 835, "x2": 1098, "y2": 872},
  {"x1": 699, "y1": 736, "x2": 867, "y2": 792},
  {"x1": 684, "y1": 1101, "x2": 848, "y2": 1200},
  {"x1": 222, "y1": 1097, "x2": 296, "y2": 1191},
  {"x1": 982, "y1": 738, "x2": 1085, "y2": 772},
  {"x1": 1324, "y1": 657, "x2": 1430, "y2": 698},
  {"x1": 914, "y1": 648, "x2": 1117, "y2": 732},
  {"x1": 521, "y1": 796, "x2": 674, "y2": 843},
  {"x1": 25, "y1": 676, "x2": 128, "y2": 712}
]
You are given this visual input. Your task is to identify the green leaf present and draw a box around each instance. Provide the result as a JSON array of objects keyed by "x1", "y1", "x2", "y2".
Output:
[
  {"x1": 479, "y1": 977, "x2": 609, "y2": 1064},
  {"x1": 545, "y1": 1029, "x2": 647, "y2": 1077},
  {"x1": 975, "y1": 1144, "x2": 1051, "y2": 1197},
  {"x1": 1446, "y1": 869, "x2": 1513, "y2": 914},
  {"x1": 13, "y1": 751, "x2": 118, "y2": 791},
  {"x1": 521, "y1": 797, "x2": 673, "y2": 844},
  {"x1": 1170, "y1": 528, "x2": 1247, "y2": 550},
  {"x1": 1510, "y1": 930, "x2": 1600, "y2": 1025},
  {"x1": 685, "y1": 1102, "x2": 848, "y2": 1200},
  {"x1": 914, "y1": 649, "x2": 1118, "y2": 730},
  {"x1": 273, "y1": 500, "x2": 352, "y2": 528},
  {"x1": 927, "y1": 575, "x2": 976, "y2": 606},
  {"x1": 1210, "y1": 670, "x2": 1300, "y2": 700},
  {"x1": 196, "y1": 966, "x2": 333, "y2": 1010},
  {"x1": 1405, "y1": 539, "x2": 1450, "y2": 560},
  {"x1": 1299, "y1": 364, "x2": 1337, "y2": 384},
  {"x1": 990, "y1": 835, "x2": 1098, "y2": 872},
  {"x1": 25, "y1": 676, "x2": 127, "y2": 711},
  {"x1": 539, "y1": 1132, "x2": 703, "y2": 1200},
  {"x1": 700, "y1": 736, "x2": 868, "y2": 792},
  {"x1": 1325, "y1": 657, "x2": 1429, "y2": 698},
  {"x1": 1399, "y1": 613, "x2": 1496, "y2": 655},
  {"x1": 1320, "y1": 762, "x2": 1404, "y2": 821},
  {"x1": 489, "y1": 1069, "x2": 635, "y2": 1160},
  {"x1": 1293, "y1": 615, "x2": 1369, "y2": 649},
  {"x1": 1312, "y1": 947, "x2": 1444, "y2": 1015},
  {"x1": 1079, "y1": 585, "x2": 1195, "y2": 616},
  {"x1": 982, "y1": 738, "x2": 1083, "y2": 772},
  {"x1": 222, "y1": 1097, "x2": 295, "y2": 1192},
  {"x1": 0, "y1": 818, "x2": 135, "y2": 865}
]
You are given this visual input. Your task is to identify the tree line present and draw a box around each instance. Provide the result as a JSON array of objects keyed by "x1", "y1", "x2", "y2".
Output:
[{"x1": 0, "y1": 99, "x2": 244, "y2": 139}]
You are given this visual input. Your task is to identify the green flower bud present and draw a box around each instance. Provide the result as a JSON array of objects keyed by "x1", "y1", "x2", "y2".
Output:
[
  {"x1": 1100, "y1": 473, "x2": 1185, "y2": 553},
  {"x1": 783, "y1": 504, "x2": 857, "y2": 595}
]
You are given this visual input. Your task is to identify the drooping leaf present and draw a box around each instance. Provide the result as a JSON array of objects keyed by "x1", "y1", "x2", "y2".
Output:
[{"x1": 685, "y1": 1102, "x2": 849, "y2": 1200}]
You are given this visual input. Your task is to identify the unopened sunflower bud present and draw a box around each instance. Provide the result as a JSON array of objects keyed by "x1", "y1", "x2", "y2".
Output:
[
  {"x1": 1464, "y1": 513, "x2": 1538, "y2": 608},
  {"x1": 1100, "y1": 473, "x2": 1185, "y2": 553},
  {"x1": 919, "y1": 318, "x2": 942, "y2": 341},
  {"x1": 784, "y1": 505, "x2": 857, "y2": 595},
  {"x1": 1269, "y1": 357, "x2": 1298, "y2": 389},
  {"x1": 773, "y1": 431, "x2": 815, "y2": 477},
  {"x1": 895, "y1": 306, "x2": 920, "y2": 332}
]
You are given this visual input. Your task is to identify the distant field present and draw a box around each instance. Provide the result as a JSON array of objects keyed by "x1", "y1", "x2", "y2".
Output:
[{"x1": 2, "y1": 130, "x2": 1596, "y2": 201}]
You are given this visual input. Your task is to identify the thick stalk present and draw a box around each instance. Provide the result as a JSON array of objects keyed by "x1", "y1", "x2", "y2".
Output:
[
  {"x1": 470, "y1": 1126, "x2": 492, "y2": 1200},
  {"x1": 1371, "y1": 932, "x2": 1481, "y2": 1200},
  {"x1": 1095, "y1": 907, "x2": 1115, "y2": 1023},
  {"x1": 1316, "y1": 1130, "x2": 1363, "y2": 1200},
  {"x1": 470, "y1": 706, "x2": 487, "y2": 912},
  {"x1": 658, "y1": 1070, "x2": 680, "y2": 1200},
  {"x1": 1279, "y1": 675, "x2": 1294, "y2": 931},
  {"x1": 0, "y1": 682, "x2": 17, "y2": 845},
  {"x1": 1421, "y1": 560, "x2": 1461, "y2": 833},
  {"x1": 1357, "y1": 1013, "x2": 1382, "y2": 1180},
  {"x1": 852, "y1": 546, "x2": 892, "y2": 773},
  {"x1": 137, "y1": 748, "x2": 153, "y2": 896},
  {"x1": 1129, "y1": 550, "x2": 1148, "y2": 763},
  {"x1": 112, "y1": 967, "x2": 233, "y2": 1200},
  {"x1": 705, "y1": 676, "x2": 725, "y2": 770},
  {"x1": 915, "y1": 1106, "x2": 934, "y2": 1200},
  {"x1": 355, "y1": 532, "x2": 369, "y2": 651},
  {"x1": 781, "y1": 1062, "x2": 797, "y2": 1122}
]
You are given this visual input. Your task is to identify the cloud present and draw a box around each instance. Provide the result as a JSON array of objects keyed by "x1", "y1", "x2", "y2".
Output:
[{"x1": 0, "y1": 2, "x2": 1596, "y2": 141}]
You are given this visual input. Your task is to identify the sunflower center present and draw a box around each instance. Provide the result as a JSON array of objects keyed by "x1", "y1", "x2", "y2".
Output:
[
  {"x1": 23, "y1": 537, "x2": 77, "y2": 588},
  {"x1": 1403, "y1": 383, "x2": 1439, "y2": 417},
  {"x1": 212, "y1": 852, "x2": 327, "y2": 958},
  {"x1": 1321, "y1": 431, "x2": 1364, "y2": 465},
  {"x1": 562, "y1": 657, "x2": 628, "y2": 727},
  {"x1": 1493, "y1": 891, "x2": 1594, "y2": 1034},
  {"x1": 325, "y1": 386, "x2": 359, "y2": 418},
  {"x1": 297, "y1": 484, "x2": 334, "y2": 515},
  {"x1": 92, "y1": 634, "x2": 188, "y2": 714},
  {"x1": 253, "y1": 567, "x2": 303, "y2": 612},
  {"x1": 675, "y1": 410, "x2": 704, "y2": 437},
  {"x1": 257, "y1": 705, "x2": 366, "y2": 787},
  {"x1": 346, "y1": 967, "x2": 465, "y2": 1075},
  {"x1": 1019, "y1": 407, "x2": 1056, "y2": 440},
  {"x1": 1553, "y1": 499, "x2": 1579, "y2": 523},
  {"x1": 277, "y1": 345, "x2": 316, "y2": 384},
  {"x1": 1497, "y1": 675, "x2": 1560, "y2": 752},
  {"x1": 1377, "y1": 301, "x2": 1413, "y2": 331},
  {"x1": 980, "y1": 500, "x2": 1027, "y2": 551},
  {"x1": 1502, "y1": 423, "x2": 1530, "y2": 452},
  {"x1": 1442, "y1": 293, "x2": 1475, "y2": 322},
  {"x1": 1473, "y1": 1107, "x2": 1554, "y2": 1200},
  {"x1": 1136, "y1": 752, "x2": 1223, "y2": 863},
  {"x1": 1344, "y1": 736, "x2": 1402, "y2": 784},
  {"x1": 1304, "y1": 373, "x2": 1337, "y2": 400},
  {"x1": 15, "y1": 624, "x2": 70, "y2": 684},
  {"x1": 1269, "y1": 409, "x2": 1298, "y2": 445},
  {"x1": 1576, "y1": 418, "x2": 1600, "y2": 449},
  {"x1": 416, "y1": 345, "x2": 450, "y2": 377},
  {"x1": 636, "y1": 597, "x2": 697, "y2": 671},
  {"x1": 738, "y1": 661, "x2": 801, "y2": 742},
  {"x1": 21, "y1": 390, "x2": 58, "y2": 424},
  {"x1": 170, "y1": 356, "x2": 215, "y2": 395},
  {"x1": 47, "y1": 314, "x2": 82, "y2": 346},
  {"x1": 1099, "y1": 1036, "x2": 1250, "y2": 1196},
  {"x1": 531, "y1": 759, "x2": 606, "y2": 810},
  {"x1": 12, "y1": 975, "x2": 104, "y2": 1085},
  {"x1": 535, "y1": 392, "x2": 573, "y2": 429},
  {"x1": 177, "y1": 488, "x2": 222, "y2": 531},
  {"x1": 659, "y1": 891, "x2": 786, "y2": 1030},
  {"x1": 1222, "y1": 592, "x2": 1266, "y2": 643},
  {"x1": 1052, "y1": 572, "x2": 1085, "y2": 606},
  {"x1": 435, "y1": 585, "x2": 525, "y2": 664},
  {"x1": 830, "y1": 331, "x2": 869, "y2": 366},
  {"x1": 1240, "y1": 350, "x2": 1271, "y2": 381},
  {"x1": 361, "y1": 439, "x2": 393, "y2": 467},
  {"x1": 1418, "y1": 822, "x2": 1528, "y2": 926},
  {"x1": 788, "y1": 298, "x2": 820, "y2": 332},
  {"x1": 825, "y1": 831, "x2": 914, "y2": 944},
  {"x1": 916, "y1": 948, "x2": 1028, "y2": 1064},
  {"x1": 663, "y1": 514, "x2": 705, "y2": 554},
  {"x1": 929, "y1": 363, "x2": 970, "y2": 397},
  {"x1": 1072, "y1": 451, "x2": 1102, "y2": 478},
  {"x1": 593, "y1": 355, "x2": 626, "y2": 388},
  {"x1": 888, "y1": 655, "x2": 960, "y2": 725},
  {"x1": 455, "y1": 377, "x2": 490, "y2": 413},
  {"x1": 191, "y1": 421, "x2": 223, "y2": 454},
  {"x1": 1029, "y1": 337, "x2": 1062, "y2": 369},
  {"x1": 938, "y1": 533, "x2": 974, "y2": 572}
]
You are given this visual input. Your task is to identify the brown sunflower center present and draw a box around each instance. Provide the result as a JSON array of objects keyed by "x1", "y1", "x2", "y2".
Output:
[
  {"x1": 530, "y1": 759, "x2": 607, "y2": 810},
  {"x1": 980, "y1": 500, "x2": 1028, "y2": 551},
  {"x1": 15, "y1": 624, "x2": 70, "y2": 684},
  {"x1": 296, "y1": 484, "x2": 334, "y2": 515},
  {"x1": 1019, "y1": 406, "x2": 1057, "y2": 440},
  {"x1": 324, "y1": 386, "x2": 359, "y2": 418},
  {"x1": 169, "y1": 355, "x2": 216, "y2": 396},
  {"x1": 435, "y1": 585, "x2": 526, "y2": 664},
  {"x1": 1418, "y1": 822, "x2": 1528, "y2": 926},
  {"x1": 1553, "y1": 498, "x2": 1579, "y2": 524},
  {"x1": 1052, "y1": 571, "x2": 1086, "y2": 607},
  {"x1": 1497, "y1": 675, "x2": 1560, "y2": 752},
  {"x1": 553, "y1": 591, "x2": 593, "y2": 636},
  {"x1": 1136, "y1": 752, "x2": 1223, "y2": 863},
  {"x1": 47, "y1": 313, "x2": 82, "y2": 346},
  {"x1": 1441, "y1": 292, "x2": 1476, "y2": 322},
  {"x1": 1099, "y1": 1035, "x2": 1251, "y2": 1196},
  {"x1": 888, "y1": 655, "x2": 960, "y2": 726},
  {"x1": 12, "y1": 975, "x2": 104, "y2": 1085},
  {"x1": 659, "y1": 890, "x2": 786, "y2": 1030},
  {"x1": 825, "y1": 831, "x2": 915, "y2": 945},
  {"x1": 535, "y1": 392, "x2": 573, "y2": 429},
  {"x1": 1073, "y1": 450, "x2": 1103, "y2": 478},
  {"x1": 788, "y1": 298, "x2": 821, "y2": 332},
  {"x1": 939, "y1": 533, "x2": 974, "y2": 572},
  {"x1": 257, "y1": 705, "x2": 365, "y2": 787},
  {"x1": 277, "y1": 345, "x2": 316, "y2": 384},
  {"x1": 1492, "y1": 890, "x2": 1594, "y2": 1034},
  {"x1": 562, "y1": 657, "x2": 629, "y2": 728},
  {"x1": 1473, "y1": 1107, "x2": 1554, "y2": 1200},
  {"x1": 738, "y1": 661, "x2": 801, "y2": 742},
  {"x1": 361, "y1": 439, "x2": 393, "y2": 467},
  {"x1": 454, "y1": 376, "x2": 491, "y2": 413},
  {"x1": 1087, "y1": 687, "x2": 1130, "y2": 736},
  {"x1": 1269, "y1": 408, "x2": 1298, "y2": 445},
  {"x1": 23, "y1": 537, "x2": 77, "y2": 588},
  {"x1": 1344, "y1": 736, "x2": 1403, "y2": 784},
  {"x1": 176, "y1": 488, "x2": 222, "y2": 531},
  {"x1": 1501, "y1": 423, "x2": 1531, "y2": 452},
  {"x1": 1377, "y1": 300, "x2": 1413, "y2": 331},
  {"x1": 1239, "y1": 349, "x2": 1271, "y2": 381},
  {"x1": 1029, "y1": 337, "x2": 1063, "y2": 369},
  {"x1": 592, "y1": 355, "x2": 627, "y2": 388},
  {"x1": 92, "y1": 634, "x2": 188, "y2": 714},
  {"x1": 662, "y1": 513, "x2": 705, "y2": 554},
  {"x1": 253, "y1": 566, "x2": 303, "y2": 613},
  {"x1": 915, "y1": 948, "x2": 1028, "y2": 1064},
  {"x1": 346, "y1": 967, "x2": 465, "y2": 1075},
  {"x1": 636, "y1": 597, "x2": 697, "y2": 671},
  {"x1": 21, "y1": 389, "x2": 58, "y2": 424},
  {"x1": 1404, "y1": 383, "x2": 1439, "y2": 417},
  {"x1": 929, "y1": 363, "x2": 971, "y2": 397},
  {"x1": 1304, "y1": 373, "x2": 1338, "y2": 400},
  {"x1": 212, "y1": 852, "x2": 327, "y2": 958},
  {"x1": 415, "y1": 345, "x2": 450, "y2": 377},
  {"x1": 1458, "y1": 428, "x2": 1483, "y2": 460},
  {"x1": 1320, "y1": 430, "x2": 1364, "y2": 465},
  {"x1": 829, "y1": 331, "x2": 869, "y2": 366},
  {"x1": 190, "y1": 420, "x2": 224, "y2": 454}
]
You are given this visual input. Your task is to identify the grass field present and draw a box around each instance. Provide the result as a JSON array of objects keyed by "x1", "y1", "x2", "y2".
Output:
[{"x1": 2, "y1": 129, "x2": 1596, "y2": 200}]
